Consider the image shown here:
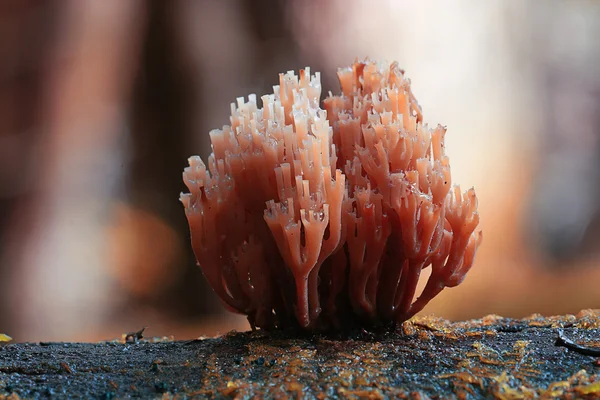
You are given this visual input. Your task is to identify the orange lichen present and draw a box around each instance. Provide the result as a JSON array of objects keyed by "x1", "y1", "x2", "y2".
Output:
[{"x1": 181, "y1": 59, "x2": 482, "y2": 330}]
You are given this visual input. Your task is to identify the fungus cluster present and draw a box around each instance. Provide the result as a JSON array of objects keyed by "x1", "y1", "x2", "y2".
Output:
[{"x1": 181, "y1": 59, "x2": 482, "y2": 331}]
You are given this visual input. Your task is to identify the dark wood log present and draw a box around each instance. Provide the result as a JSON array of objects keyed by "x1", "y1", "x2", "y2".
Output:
[{"x1": 1, "y1": 311, "x2": 599, "y2": 399}]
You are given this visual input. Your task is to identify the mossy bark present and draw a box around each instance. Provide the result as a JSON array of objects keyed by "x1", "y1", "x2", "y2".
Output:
[{"x1": 1, "y1": 311, "x2": 599, "y2": 399}]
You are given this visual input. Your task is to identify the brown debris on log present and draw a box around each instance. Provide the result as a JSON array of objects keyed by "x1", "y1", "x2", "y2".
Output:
[{"x1": 1, "y1": 310, "x2": 599, "y2": 399}]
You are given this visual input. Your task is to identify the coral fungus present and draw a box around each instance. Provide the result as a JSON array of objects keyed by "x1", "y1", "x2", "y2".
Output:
[{"x1": 181, "y1": 59, "x2": 482, "y2": 331}]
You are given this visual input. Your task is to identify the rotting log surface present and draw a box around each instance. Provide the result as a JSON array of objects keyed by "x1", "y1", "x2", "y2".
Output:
[{"x1": 1, "y1": 311, "x2": 599, "y2": 399}]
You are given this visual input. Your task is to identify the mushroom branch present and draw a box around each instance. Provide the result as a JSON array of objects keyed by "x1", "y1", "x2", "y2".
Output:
[{"x1": 181, "y1": 59, "x2": 482, "y2": 331}]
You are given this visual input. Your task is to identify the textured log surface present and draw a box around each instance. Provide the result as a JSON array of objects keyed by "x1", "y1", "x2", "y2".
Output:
[{"x1": 1, "y1": 311, "x2": 599, "y2": 399}]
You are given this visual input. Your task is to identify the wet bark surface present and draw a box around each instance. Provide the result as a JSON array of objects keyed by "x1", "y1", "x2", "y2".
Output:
[{"x1": 1, "y1": 311, "x2": 599, "y2": 399}]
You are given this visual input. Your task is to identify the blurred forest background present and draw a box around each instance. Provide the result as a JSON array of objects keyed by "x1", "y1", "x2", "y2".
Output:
[{"x1": 1, "y1": 0, "x2": 599, "y2": 341}]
